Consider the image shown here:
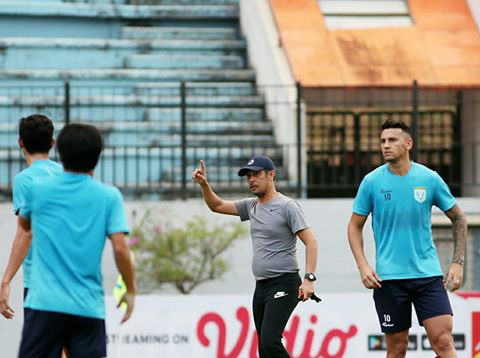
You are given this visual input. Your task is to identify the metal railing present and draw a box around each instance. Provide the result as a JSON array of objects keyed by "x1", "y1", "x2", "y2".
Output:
[{"x1": 0, "y1": 81, "x2": 479, "y2": 200}]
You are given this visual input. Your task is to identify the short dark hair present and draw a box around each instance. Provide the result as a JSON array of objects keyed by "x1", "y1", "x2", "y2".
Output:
[
  {"x1": 19, "y1": 114, "x2": 54, "y2": 154},
  {"x1": 381, "y1": 119, "x2": 411, "y2": 135},
  {"x1": 263, "y1": 169, "x2": 276, "y2": 181},
  {"x1": 57, "y1": 123, "x2": 103, "y2": 172}
]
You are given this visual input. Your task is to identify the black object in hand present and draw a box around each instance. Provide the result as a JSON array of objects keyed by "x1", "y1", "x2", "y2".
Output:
[{"x1": 299, "y1": 293, "x2": 322, "y2": 302}]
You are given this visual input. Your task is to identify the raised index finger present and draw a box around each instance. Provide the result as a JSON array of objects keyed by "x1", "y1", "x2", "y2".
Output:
[{"x1": 200, "y1": 160, "x2": 206, "y2": 173}]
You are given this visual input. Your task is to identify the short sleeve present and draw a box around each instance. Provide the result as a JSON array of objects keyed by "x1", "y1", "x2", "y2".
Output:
[
  {"x1": 107, "y1": 188, "x2": 130, "y2": 235},
  {"x1": 234, "y1": 198, "x2": 255, "y2": 221},
  {"x1": 352, "y1": 176, "x2": 373, "y2": 216},
  {"x1": 285, "y1": 200, "x2": 309, "y2": 234},
  {"x1": 433, "y1": 173, "x2": 456, "y2": 212},
  {"x1": 18, "y1": 181, "x2": 33, "y2": 220},
  {"x1": 13, "y1": 174, "x2": 31, "y2": 216}
]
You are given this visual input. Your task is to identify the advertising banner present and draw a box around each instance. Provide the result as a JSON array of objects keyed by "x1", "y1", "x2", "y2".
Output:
[{"x1": 105, "y1": 293, "x2": 476, "y2": 358}]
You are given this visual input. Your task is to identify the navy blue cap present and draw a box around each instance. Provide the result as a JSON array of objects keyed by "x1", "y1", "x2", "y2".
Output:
[{"x1": 238, "y1": 155, "x2": 275, "y2": 176}]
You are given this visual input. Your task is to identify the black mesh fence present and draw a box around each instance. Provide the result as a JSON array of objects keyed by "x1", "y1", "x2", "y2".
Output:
[{"x1": 0, "y1": 82, "x2": 478, "y2": 200}]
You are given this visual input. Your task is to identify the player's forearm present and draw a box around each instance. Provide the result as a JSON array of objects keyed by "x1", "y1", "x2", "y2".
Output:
[
  {"x1": 199, "y1": 182, "x2": 224, "y2": 212},
  {"x1": 347, "y1": 224, "x2": 369, "y2": 268},
  {"x1": 2, "y1": 230, "x2": 31, "y2": 285},
  {"x1": 304, "y1": 234, "x2": 318, "y2": 274},
  {"x1": 451, "y1": 212, "x2": 467, "y2": 265},
  {"x1": 113, "y1": 246, "x2": 136, "y2": 294}
]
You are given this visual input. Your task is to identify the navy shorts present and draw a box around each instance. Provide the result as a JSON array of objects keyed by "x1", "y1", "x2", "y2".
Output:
[
  {"x1": 18, "y1": 309, "x2": 106, "y2": 358},
  {"x1": 373, "y1": 276, "x2": 453, "y2": 333}
]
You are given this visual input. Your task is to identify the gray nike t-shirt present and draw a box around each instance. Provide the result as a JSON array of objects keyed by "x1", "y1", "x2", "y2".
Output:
[{"x1": 234, "y1": 193, "x2": 309, "y2": 280}]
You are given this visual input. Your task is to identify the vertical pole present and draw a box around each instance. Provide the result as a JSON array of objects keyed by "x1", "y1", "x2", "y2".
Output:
[
  {"x1": 411, "y1": 80, "x2": 418, "y2": 162},
  {"x1": 181, "y1": 81, "x2": 187, "y2": 200},
  {"x1": 296, "y1": 81, "x2": 302, "y2": 198},
  {"x1": 354, "y1": 113, "x2": 361, "y2": 184},
  {"x1": 454, "y1": 90, "x2": 463, "y2": 195},
  {"x1": 64, "y1": 81, "x2": 70, "y2": 126}
]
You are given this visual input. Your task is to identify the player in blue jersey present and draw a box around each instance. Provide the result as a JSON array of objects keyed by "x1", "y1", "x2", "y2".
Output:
[
  {"x1": 348, "y1": 119, "x2": 467, "y2": 358},
  {"x1": 0, "y1": 114, "x2": 63, "y2": 318},
  {"x1": 6, "y1": 123, "x2": 135, "y2": 358}
]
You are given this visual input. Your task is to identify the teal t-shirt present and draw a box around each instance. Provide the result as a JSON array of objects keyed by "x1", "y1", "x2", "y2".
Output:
[
  {"x1": 352, "y1": 162, "x2": 456, "y2": 280},
  {"x1": 12, "y1": 159, "x2": 63, "y2": 288},
  {"x1": 20, "y1": 172, "x2": 129, "y2": 319}
]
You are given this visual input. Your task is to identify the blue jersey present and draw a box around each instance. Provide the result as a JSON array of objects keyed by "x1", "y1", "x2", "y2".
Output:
[
  {"x1": 20, "y1": 172, "x2": 129, "y2": 319},
  {"x1": 12, "y1": 160, "x2": 63, "y2": 288},
  {"x1": 352, "y1": 162, "x2": 456, "y2": 280}
]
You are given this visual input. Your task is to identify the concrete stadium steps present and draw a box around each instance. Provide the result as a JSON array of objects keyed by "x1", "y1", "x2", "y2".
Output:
[
  {"x1": 0, "y1": 166, "x2": 283, "y2": 189},
  {"x1": 0, "y1": 148, "x2": 287, "y2": 189},
  {"x1": 134, "y1": 0, "x2": 238, "y2": 4},
  {"x1": 0, "y1": 116, "x2": 271, "y2": 131},
  {"x1": 0, "y1": 0, "x2": 287, "y2": 192},
  {"x1": 125, "y1": 54, "x2": 244, "y2": 69},
  {"x1": 121, "y1": 26, "x2": 237, "y2": 41},
  {"x1": 102, "y1": 134, "x2": 276, "y2": 147},
  {"x1": 145, "y1": 107, "x2": 263, "y2": 122},
  {"x1": 62, "y1": 121, "x2": 274, "y2": 147},
  {"x1": 28, "y1": 0, "x2": 240, "y2": 6},
  {"x1": 0, "y1": 82, "x2": 257, "y2": 97},
  {"x1": 94, "y1": 155, "x2": 287, "y2": 185},
  {"x1": 0, "y1": 94, "x2": 262, "y2": 107},
  {"x1": 96, "y1": 120, "x2": 273, "y2": 134},
  {"x1": 0, "y1": 130, "x2": 276, "y2": 148},
  {"x1": 0, "y1": 2, "x2": 239, "y2": 20},
  {"x1": 133, "y1": 82, "x2": 256, "y2": 96},
  {"x1": 0, "y1": 38, "x2": 246, "y2": 70},
  {"x1": 0, "y1": 68, "x2": 255, "y2": 82},
  {"x1": 0, "y1": 107, "x2": 266, "y2": 126},
  {"x1": 0, "y1": 37, "x2": 247, "y2": 52}
]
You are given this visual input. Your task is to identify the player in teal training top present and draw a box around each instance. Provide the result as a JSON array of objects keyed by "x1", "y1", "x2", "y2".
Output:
[
  {"x1": 348, "y1": 119, "x2": 467, "y2": 358},
  {"x1": 1, "y1": 114, "x2": 62, "y2": 315},
  {"x1": 4, "y1": 123, "x2": 136, "y2": 358}
]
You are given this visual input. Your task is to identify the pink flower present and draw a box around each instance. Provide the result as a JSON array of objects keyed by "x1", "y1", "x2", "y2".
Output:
[
  {"x1": 129, "y1": 236, "x2": 139, "y2": 246},
  {"x1": 154, "y1": 225, "x2": 162, "y2": 235}
]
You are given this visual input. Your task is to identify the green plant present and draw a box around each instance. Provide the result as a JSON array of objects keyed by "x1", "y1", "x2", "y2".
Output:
[{"x1": 129, "y1": 210, "x2": 247, "y2": 294}]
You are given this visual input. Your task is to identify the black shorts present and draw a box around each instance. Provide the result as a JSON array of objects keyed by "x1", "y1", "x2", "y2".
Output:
[
  {"x1": 373, "y1": 276, "x2": 453, "y2": 333},
  {"x1": 18, "y1": 309, "x2": 106, "y2": 358}
]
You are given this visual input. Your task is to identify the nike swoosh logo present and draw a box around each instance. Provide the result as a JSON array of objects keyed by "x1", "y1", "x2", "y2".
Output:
[{"x1": 274, "y1": 292, "x2": 288, "y2": 299}]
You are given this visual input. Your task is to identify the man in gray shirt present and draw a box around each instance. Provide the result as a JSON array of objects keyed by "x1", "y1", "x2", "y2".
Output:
[{"x1": 192, "y1": 155, "x2": 318, "y2": 358}]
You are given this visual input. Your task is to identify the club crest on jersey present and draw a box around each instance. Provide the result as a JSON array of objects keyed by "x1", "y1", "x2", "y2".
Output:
[{"x1": 414, "y1": 187, "x2": 426, "y2": 203}]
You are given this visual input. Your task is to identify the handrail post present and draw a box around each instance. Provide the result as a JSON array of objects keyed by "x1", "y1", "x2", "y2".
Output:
[
  {"x1": 180, "y1": 81, "x2": 187, "y2": 200},
  {"x1": 64, "y1": 81, "x2": 70, "y2": 125},
  {"x1": 412, "y1": 80, "x2": 418, "y2": 161},
  {"x1": 296, "y1": 81, "x2": 303, "y2": 198}
]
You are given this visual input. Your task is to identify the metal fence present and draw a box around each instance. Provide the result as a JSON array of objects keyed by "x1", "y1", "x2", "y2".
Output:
[
  {"x1": 304, "y1": 83, "x2": 480, "y2": 197},
  {"x1": 0, "y1": 81, "x2": 479, "y2": 200}
]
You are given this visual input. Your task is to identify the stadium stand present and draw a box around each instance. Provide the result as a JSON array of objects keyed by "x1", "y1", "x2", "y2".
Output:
[
  {"x1": 317, "y1": 0, "x2": 412, "y2": 29},
  {"x1": 268, "y1": 0, "x2": 480, "y2": 198},
  {"x1": 0, "y1": 0, "x2": 288, "y2": 198}
]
